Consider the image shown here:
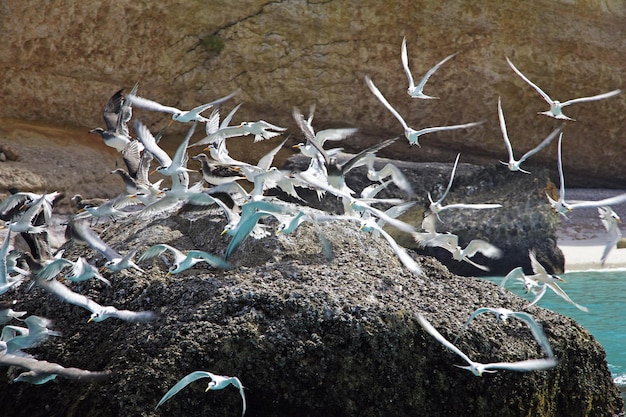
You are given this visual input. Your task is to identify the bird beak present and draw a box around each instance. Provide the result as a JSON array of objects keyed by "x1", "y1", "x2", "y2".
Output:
[
  {"x1": 220, "y1": 229, "x2": 228, "y2": 236},
  {"x1": 87, "y1": 317, "x2": 94, "y2": 323}
]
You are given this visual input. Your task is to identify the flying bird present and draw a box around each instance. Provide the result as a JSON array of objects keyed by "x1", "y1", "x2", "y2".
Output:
[{"x1": 401, "y1": 37, "x2": 456, "y2": 99}]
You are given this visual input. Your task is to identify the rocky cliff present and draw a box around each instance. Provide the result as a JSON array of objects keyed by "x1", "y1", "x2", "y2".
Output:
[{"x1": 0, "y1": 0, "x2": 624, "y2": 186}]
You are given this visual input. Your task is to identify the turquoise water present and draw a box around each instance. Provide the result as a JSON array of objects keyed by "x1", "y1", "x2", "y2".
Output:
[{"x1": 483, "y1": 269, "x2": 626, "y2": 387}]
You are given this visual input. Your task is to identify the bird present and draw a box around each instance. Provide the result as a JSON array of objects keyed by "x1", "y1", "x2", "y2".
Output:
[
  {"x1": 0, "y1": 341, "x2": 111, "y2": 384},
  {"x1": 422, "y1": 232, "x2": 502, "y2": 272},
  {"x1": 452, "y1": 307, "x2": 554, "y2": 357},
  {"x1": 192, "y1": 153, "x2": 245, "y2": 186},
  {"x1": 401, "y1": 37, "x2": 456, "y2": 99},
  {"x1": 416, "y1": 314, "x2": 557, "y2": 377},
  {"x1": 427, "y1": 153, "x2": 502, "y2": 220},
  {"x1": 33, "y1": 272, "x2": 156, "y2": 323},
  {"x1": 138, "y1": 243, "x2": 230, "y2": 275},
  {"x1": 239, "y1": 120, "x2": 287, "y2": 142},
  {"x1": 365, "y1": 76, "x2": 483, "y2": 146},
  {"x1": 525, "y1": 250, "x2": 589, "y2": 312},
  {"x1": 5, "y1": 193, "x2": 50, "y2": 234},
  {"x1": 127, "y1": 89, "x2": 239, "y2": 125},
  {"x1": 498, "y1": 266, "x2": 548, "y2": 307},
  {"x1": 547, "y1": 133, "x2": 626, "y2": 216},
  {"x1": 89, "y1": 84, "x2": 138, "y2": 152},
  {"x1": 155, "y1": 370, "x2": 246, "y2": 416},
  {"x1": 598, "y1": 206, "x2": 622, "y2": 266},
  {"x1": 0, "y1": 308, "x2": 26, "y2": 326},
  {"x1": 65, "y1": 257, "x2": 111, "y2": 285},
  {"x1": 3, "y1": 315, "x2": 61, "y2": 354},
  {"x1": 361, "y1": 153, "x2": 415, "y2": 197},
  {"x1": 497, "y1": 97, "x2": 565, "y2": 174},
  {"x1": 506, "y1": 56, "x2": 621, "y2": 121}
]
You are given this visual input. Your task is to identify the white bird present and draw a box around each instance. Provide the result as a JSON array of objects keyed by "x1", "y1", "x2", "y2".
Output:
[
  {"x1": 423, "y1": 233, "x2": 502, "y2": 272},
  {"x1": 412, "y1": 211, "x2": 445, "y2": 245},
  {"x1": 497, "y1": 97, "x2": 565, "y2": 174},
  {"x1": 365, "y1": 76, "x2": 483, "y2": 146},
  {"x1": 0, "y1": 308, "x2": 26, "y2": 326},
  {"x1": 3, "y1": 315, "x2": 60, "y2": 354},
  {"x1": 155, "y1": 370, "x2": 246, "y2": 416},
  {"x1": 547, "y1": 133, "x2": 626, "y2": 216},
  {"x1": 401, "y1": 37, "x2": 456, "y2": 99},
  {"x1": 5, "y1": 193, "x2": 49, "y2": 234},
  {"x1": 0, "y1": 341, "x2": 110, "y2": 384},
  {"x1": 127, "y1": 89, "x2": 239, "y2": 125},
  {"x1": 239, "y1": 120, "x2": 287, "y2": 142},
  {"x1": 138, "y1": 243, "x2": 230, "y2": 275},
  {"x1": 362, "y1": 153, "x2": 415, "y2": 197},
  {"x1": 506, "y1": 56, "x2": 621, "y2": 121},
  {"x1": 526, "y1": 250, "x2": 588, "y2": 312},
  {"x1": 498, "y1": 266, "x2": 548, "y2": 307},
  {"x1": 416, "y1": 314, "x2": 557, "y2": 377},
  {"x1": 34, "y1": 274, "x2": 156, "y2": 323},
  {"x1": 598, "y1": 206, "x2": 622, "y2": 266},
  {"x1": 103, "y1": 248, "x2": 145, "y2": 274},
  {"x1": 427, "y1": 153, "x2": 502, "y2": 219},
  {"x1": 453, "y1": 307, "x2": 554, "y2": 357}
]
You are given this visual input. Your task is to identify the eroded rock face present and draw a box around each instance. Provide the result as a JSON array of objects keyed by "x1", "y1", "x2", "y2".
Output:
[
  {"x1": 0, "y1": 1, "x2": 624, "y2": 186},
  {"x1": 0, "y1": 204, "x2": 621, "y2": 417}
]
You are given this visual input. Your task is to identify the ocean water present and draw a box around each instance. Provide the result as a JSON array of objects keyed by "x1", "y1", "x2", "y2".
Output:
[{"x1": 483, "y1": 269, "x2": 626, "y2": 389}]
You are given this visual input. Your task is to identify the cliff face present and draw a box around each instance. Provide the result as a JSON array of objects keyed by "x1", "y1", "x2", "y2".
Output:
[{"x1": 0, "y1": 0, "x2": 624, "y2": 186}]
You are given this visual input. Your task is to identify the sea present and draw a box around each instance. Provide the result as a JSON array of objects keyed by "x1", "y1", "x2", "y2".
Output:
[{"x1": 483, "y1": 269, "x2": 626, "y2": 394}]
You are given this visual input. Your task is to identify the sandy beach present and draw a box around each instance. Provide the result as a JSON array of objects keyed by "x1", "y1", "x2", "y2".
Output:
[{"x1": 555, "y1": 188, "x2": 626, "y2": 272}]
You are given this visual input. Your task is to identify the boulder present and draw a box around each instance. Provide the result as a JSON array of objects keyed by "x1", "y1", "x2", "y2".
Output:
[
  {"x1": 0, "y1": 1, "x2": 625, "y2": 186},
  {"x1": 0, "y1": 204, "x2": 621, "y2": 417}
]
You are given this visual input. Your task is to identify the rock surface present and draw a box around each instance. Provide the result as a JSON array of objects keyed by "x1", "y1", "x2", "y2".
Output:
[
  {"x1": 1, "y1": 1, "x2": 625, "y2": 186},
  {"x1": 0, "y1": 204, "x2": 622, "y2": 417}
]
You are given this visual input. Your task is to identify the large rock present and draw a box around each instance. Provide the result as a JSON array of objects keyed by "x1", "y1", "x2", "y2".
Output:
[
  {"x1": 0, "y1": 1, "x2": 625, "y2": 186},
  {"x1": 0, "y1": 204, "x2": 621, "y2": 417},
  {"x1": 282, "y1": 153, "x2": 565, "y2": 276}
]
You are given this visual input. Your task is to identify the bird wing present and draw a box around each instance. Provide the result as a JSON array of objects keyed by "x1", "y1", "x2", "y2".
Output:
[
  {"x1": 555, "y1": 132, "x2": 566, "y2": 202},
  {"x1": 463, "y1": 240, "x2": 502, "y2": 259},
  {"x1": 568, "y1": 193, "x2": 626, "y2": 210},
  {"x1": 369, "y1": 223, "x2": 422, "y2": 275},
  {"x1": 341, "y1": 137, "x2": 398, "y2": 175},
  {"x1": 110, "y1": 308, "x2": 157, "y2": 322},
  {"x1": 506, "y1": 57, "x2": 553, "y2": 104},
  {"x1": 156, "y1": 371, "x2": 214, "y2": 409},
  {"x1": 518, "y1": 123, "x2": 565, "y2": 164},
  {"x1": 499, "y1": 266, "x2": 526, "y2": 289},
  {"x1": 497, "y1": 97, "x2": 515, "y2": 162},
  {"x1": 134, "y1": 120, "x2": 172, "y2": 168},
  {"x1": 560, "y1": 89, "x2": 621, "y2": 107},
  {"x1": 545, "y1": 281, "x2": 589, "y2": 312},
  {"x1": 36, "y1": 278, "x2": 102, "y2": 315},
  {"x1": 138, "y1": 244, "x2": 177, "y2": 263},
  {"x1": 127, "y1": 94, "x2": 181, "y2": 115},
  {"x1": 102, "y1": 89, "x2": 124, "y2": 131},
  {"x1": 528, "y1": 250, "x2": 548, "y2": 277},
  {"x1": 66, "y1": 219, "x2": 121, "y2": 261},
  {"x1": 415, "y1": 121, "x2": 483, "y2": 137},
  {"x1": 365, "y1": 76, "x2": 409, "y2": 130},
  {"x1": 416, "y1": 52, "x2": 457, "y2": 93},
  {"x1": 416, "y1": 314, "x2": 473, "y2": 367},
  {"x1": 121, "y1": 140, "x2": 143, "y2": 179},
  {"x1": 509, "y1": 311, "x2": 554, "y2": 357},
  {"x1": 0, "y1": 353, "x2": 111, "y2": 382},
  {"x1": 401, "y1": 37, "x2": 416, "y2": 90},
  {"x1": 257, "y1": 138, "x2": 288, "y2": 171},
  {"x1": 434, "y1": 153, "x2": 461, "y2": 206},
  {"x1": 482, "y1": 357, "x2": 557, "y2": 373},
  {"x1": 453, "y1": 307, "x2": 498, "y2": 344},
  {"x1": 187, "y1": 251, "x2": 231, "y2": 270}
]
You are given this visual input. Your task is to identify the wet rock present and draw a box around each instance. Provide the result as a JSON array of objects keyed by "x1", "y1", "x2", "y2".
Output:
[{"x1": 0, "y1": 203, "x2": 621, "y2": 417}]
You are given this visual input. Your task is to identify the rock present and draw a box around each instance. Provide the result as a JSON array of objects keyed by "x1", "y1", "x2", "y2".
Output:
[
  {"x1": 0, "y1": 204, "x2": 621, "y2": 417},
  {"x1": 0, "y1": 1, "x2": 625, "y2": 186},
  {"x1": 281, "y1": 153, "x2": 565, "y2": 276}
]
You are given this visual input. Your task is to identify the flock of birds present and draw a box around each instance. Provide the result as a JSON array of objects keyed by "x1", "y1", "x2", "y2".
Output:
[{"x1": 0, "y1": 37, "x2": 624, "y2": 413}]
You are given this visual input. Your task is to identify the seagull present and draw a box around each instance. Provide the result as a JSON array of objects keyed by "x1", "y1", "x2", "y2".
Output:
[
  {"x1": 192, "y1": 153, "x2": 245, "y2": 186},
  {"x1": 416, "y1": 314, "x2": 557, "y2": 377},
  {"x1": 155, "y1": 370, "x2": 246, "y2": 416},
  {"x1": 498, "y1": 266, "x2": 548, "y2": 307},
  {"x1": 401, "y1": 37, "x2": 456, "y2": 99},
  {"x1": 3, "y1": 315, "x2": 61, "y2": 354},
  {"x1": 598, "y1": 206, "x2": 622, "y2": 266},
  {"x1": 0, "y1": 341, "x2": 111, "y2": 384},
  {"x1": 526, "y1": 250, "x2": 588, "y2": 312},
  {"x1": 138, "y1": 243, "x2": 230, "y2": 275},
  {"x1": 506, "y1": 56, "x2": 621, "y2": 121},
  {"x1": 422, "y1": 232, "x2": 502, "y2": 272},
  {"x1": 89, "y1": 85, "x2": 138, "y2": 152},
  {"x1": 453, "y1": 307, "x2": 554, "y2": 357},
  {"x1": 127, "y1": 89, "x2": 239, "y2": 125},
  {"x1": 427, "y1": 154, "x2": 502, "y2": 219},
  {"x1": 65, "y1": 257, "x2": 111, "y2": 286},
  {"x1": 34, "y1": 273, "x2": 156, "y2": 323},
  {"x1": 547, "y1": 133, "x2": 626, "y2": 216},
  {"x1": 103, "y1": 248, "x2": 145, "y2": 274},
  {"x1": 0, "y1": 228, "x2": 23, "y2": 295},
  {"x1": 365, "y1": 76, "x2": 483, "y2": 146},
  {"x1": 5, "y1": 193, "x2": 50, "y2": 234},
  {"x1": 497, "y1": 97, "x2": 565, "y2": 174},
  {"x1": 239, "y1": 120, "x2": 287, "y2": 142}
]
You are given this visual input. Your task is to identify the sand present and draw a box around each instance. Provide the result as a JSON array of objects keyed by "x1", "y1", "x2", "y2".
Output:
[{"x1": 555, "y1": 188, "x2": 626, "y2": 272}]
